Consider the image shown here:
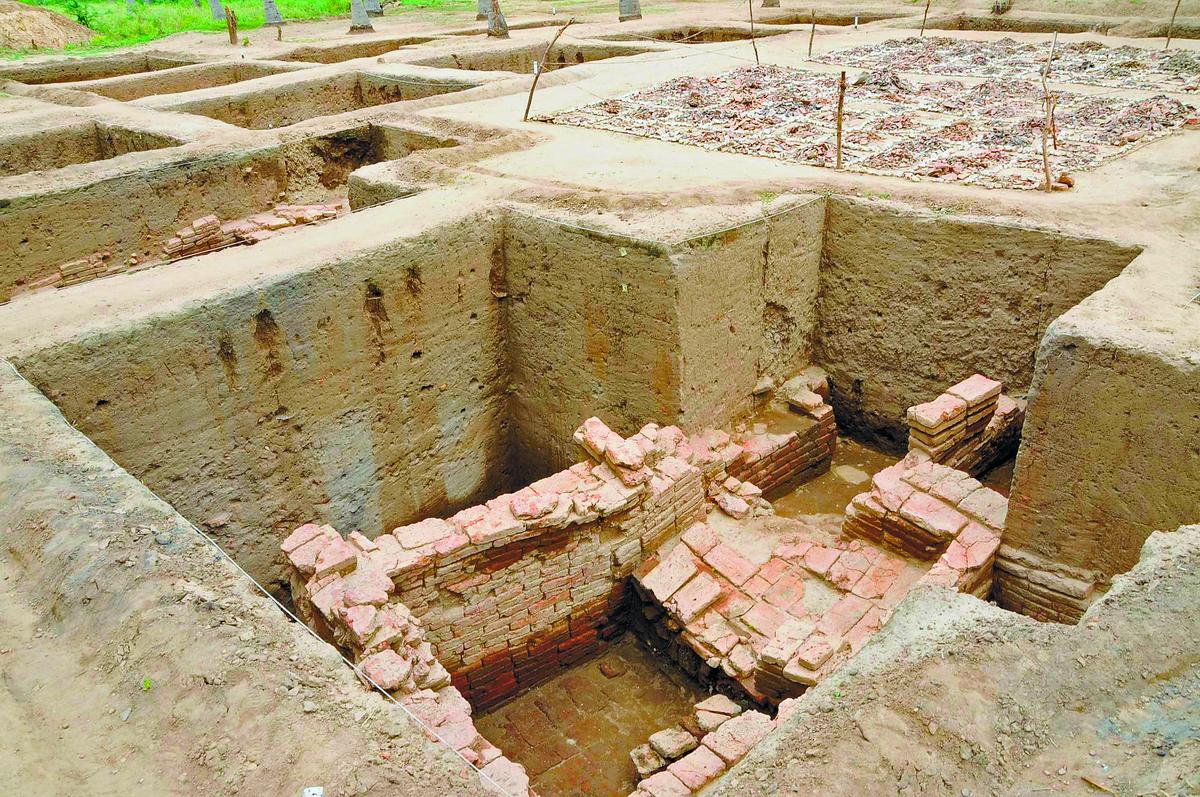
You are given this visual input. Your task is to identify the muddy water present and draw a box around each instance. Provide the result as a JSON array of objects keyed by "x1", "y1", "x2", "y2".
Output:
[
  {"x1": 771, "y1": 437, "x2": 900, "y2": 519},
  {"x1": 474, "y1": 636, "x2": 708, "y2": 797}
]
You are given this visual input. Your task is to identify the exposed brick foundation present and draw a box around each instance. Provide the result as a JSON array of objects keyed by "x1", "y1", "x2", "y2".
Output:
[{"x1": 993, "y1": 546, "x2": 1097, "y2": 623}]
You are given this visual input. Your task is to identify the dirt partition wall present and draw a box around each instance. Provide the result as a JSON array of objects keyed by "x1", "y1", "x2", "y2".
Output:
[
  {"x1": 14, "y1": 214, "x2": 513, "y2": 586},
  {"x1": 0, "y1": 366, "x2": 487, "y2": 796},
  {"x1": 816, "y1": 197, "x2": 1140, "y2": 450},
  {"x1": 999, "y1": 302, "x2": 1200, "y2": 622},
  {"x1": 674, "y1": 197, "x2": 825, "y2": 430},
  {"x1": 501, "y1": 212, "x2": 681, "y2": 477}
]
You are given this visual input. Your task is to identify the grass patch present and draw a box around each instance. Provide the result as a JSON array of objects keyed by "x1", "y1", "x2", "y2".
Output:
[{"x1": 4, "y1": 0, "x2": 474, "y2": 56}]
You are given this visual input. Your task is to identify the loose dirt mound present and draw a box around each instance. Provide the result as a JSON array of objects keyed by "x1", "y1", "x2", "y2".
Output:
[{"x1": 0, "y1": 0, "x2": 93, "y2": 50}]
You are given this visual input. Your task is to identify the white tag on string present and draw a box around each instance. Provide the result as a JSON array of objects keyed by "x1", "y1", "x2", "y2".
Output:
[
  {"x1": 854, "y1": 16, "x2": 859, "y2": 28},
  {"x1": 533, "y1": 60, "x2": 541, "y2": 75}
]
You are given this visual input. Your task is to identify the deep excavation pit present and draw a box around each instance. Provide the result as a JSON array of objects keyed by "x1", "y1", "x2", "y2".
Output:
[
  {"x1": 162, "y1": 71, "x2": 476, "y2": 130},
  {"x1": 60, "y1": 61, "x2": 310, "y2": 101},
  {"x1": 0, "y1": 120, "x2": 183, "y2": 177},
  {"x1": 0, "y1": 51, "x2": 200, "y2": 84},
  {"x1": 598, "y1": 26, "x2": 787, "y2": 43},
  {"x1": 8, "y1": 198, "x2": 1143, "y2": 795},
  {"x1": 0, "y1": 124, "x2": 456, "y2": 295},
  {"x1": 280, "y1": 36, "x2": 437, "y2": 64},
  {"x1": 412, "y1": 42, "x2": 654, "y2": 73},
  {"x1": 757, "y1": 11, "x2": 901, "y2": 25}
]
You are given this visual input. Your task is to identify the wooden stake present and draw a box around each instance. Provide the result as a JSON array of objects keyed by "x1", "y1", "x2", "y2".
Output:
[
  {"x1": 807, "y1": 9, "x2": 816, "y2": 58},
  {"x1": 920, "y1": 0, "x2": 931, "y2": 36},
  {"x1": 1039, "y1": 31, "x2": 1058, "y2": 151},
  {"x1": 523, "y1": 18, "x2": 573, "y2": 121},
  {"x1": 224, "y1": 5, "x2": 238, "y2": 45},
  {"x1": 1165, "y1": 0, "x2": 1182, "y2": 50},
  {"x1": 748, "y1": 0, "x2": 760, "y2": 66},
  {"x1": 1041, "y1": 93, "x2": 1053, "y2": 192},
  {"x1": 835, "y1": 70, "x2": 846, "y2": 170}
]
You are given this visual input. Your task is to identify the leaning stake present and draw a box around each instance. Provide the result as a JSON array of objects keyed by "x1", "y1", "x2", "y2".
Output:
[
  {"x1": 523, "y1": 18, "x2": 574, "y2": 121},
  {"x1": 1165, "y1": 0, "x2": 1182, "y2": 50},
  {"x1": 807, "y1": 9, "x2": 816, "y2": 58},
  {"x1": 920, "y1": 0, "x2": 932, "y2": 36},
  {"x1": 835, "y1": 70, "x2": 846, "y2": 170}
]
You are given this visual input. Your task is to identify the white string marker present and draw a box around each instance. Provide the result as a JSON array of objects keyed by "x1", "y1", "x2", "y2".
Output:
[
  {"x1": 854, "y1": 15, "x2": 859, "y2": 28},
  {"x1": 533, "y1": 59, "x2": 541, "y2": 75}
]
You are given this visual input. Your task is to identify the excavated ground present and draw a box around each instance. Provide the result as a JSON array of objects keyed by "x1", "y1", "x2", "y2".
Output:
[{"x1": 0, "y1": 1, "x2": 1197, "y2": 795}]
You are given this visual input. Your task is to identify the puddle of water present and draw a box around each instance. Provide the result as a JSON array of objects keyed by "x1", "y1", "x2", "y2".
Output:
[
  {"x1": 474, "y1": 635, "x2": 709, "y2": 797},
  {"x1": 771, "y1": 437, "x2": 900, "y2": 519}
]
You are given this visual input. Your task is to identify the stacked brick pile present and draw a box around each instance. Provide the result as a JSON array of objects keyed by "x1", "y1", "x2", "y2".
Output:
[
  {"x1": 280, "y1": 523, "x2": 532, "y2": 795},
  {"x1": 628, "y1": 694, "x2": 776, "y2": 796},
  {"x1": 906, "y1": 374, "x2": 1025, "y2": 477},
  {"x1": 48, "y1": 251, "x2": 126, "y2": 289},
  {"x1": 162, "y1": 214, "x2": 235, "y2": 260},
  {"x1": 842, "y1": 459, "x2": 1004, "y2": 596}
]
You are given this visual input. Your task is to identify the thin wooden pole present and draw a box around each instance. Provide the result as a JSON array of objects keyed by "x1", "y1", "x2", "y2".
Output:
[
  {"x1": 920, "y1": 0, "x2": 931, "y2": 36},
  {"x1": 1041, "y1": 94, "x2": 1053, "y2": 191},
  {"x1": 1165, "y1": 0, "x2": 1182, "y2": 50},
  {"x1": 748, "y1": 0, "x2": 760, "y2": 66},
  {"x1": 807, "y1": 9, "x2": 816, "y2": 58},
  {"x1": 835, "y1": 70, "x2": 846, "y2": 170},
  {"x1": 523, "y1": 19, "x2": 574, "y2": 122},
  {"x1": 1041, "y1": 32, "x2": 1058, "y2": 149}
]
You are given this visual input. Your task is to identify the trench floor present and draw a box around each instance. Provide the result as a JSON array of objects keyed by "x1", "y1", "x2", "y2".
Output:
[
  {"x1": 772, "y1": 436, "x2": 900, "y2": 519},
  {"x1": 474, "y1": 635, "x2": 709, "y2": 797}
]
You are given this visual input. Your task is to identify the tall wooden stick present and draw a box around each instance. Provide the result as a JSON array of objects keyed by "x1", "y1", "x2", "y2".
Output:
[
  {"x1": 807, "y1": 9, "x2": 816, "y2": 58},
  {"x1": 224, "y1": 5, "x2": 238, "y2": 44},
  {"x1": 1041, "y1": 94, "x2": 1053, "y2": 192},
  {"x1": 1041, "y1": 32, "x2": 1058, "y2": 150},
  {"x1": 748, "y1": 0, "x2": 760, "y2": 66},
  {"x1": 920, "y1": 0, "x2": 931, "y2": 36},
  {"x1": 1165, "y1": 0, "x2": 1182, "y2": 50},
  {"x1": 523, "y1": 19, "x2": 573, "y2": 121},
  {"x1": 835, "y1": 70, "x2": 846, "y2": 170}
]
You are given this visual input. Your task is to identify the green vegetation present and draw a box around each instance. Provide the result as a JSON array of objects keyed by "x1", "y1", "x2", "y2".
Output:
[{"x1": 6, "y1": 0, "x2": 473, "y2": 54}]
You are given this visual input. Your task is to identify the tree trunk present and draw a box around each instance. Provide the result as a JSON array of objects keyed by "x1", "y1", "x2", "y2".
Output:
[
  {"x1": 263, "y1": 0, "x2": 284, "y2": 25},
  {"x1": 349, "y1": 0, "x2": 374, "y2": 32},
  {"x1": 365, "y1": 0, "x2": 384, "y2": 17},
  {"x1": 476, "y1": 0, "x2": 489, "y2": 21},
  {"x1": 487, "y1": 0, "x2": 509, "y2": 37},
  {"x1": 208, "y1": 0, "x2": 225, "y2": 20},
  {"x1": 619, "y1": 0, "x2": 642, "y2": 22}
]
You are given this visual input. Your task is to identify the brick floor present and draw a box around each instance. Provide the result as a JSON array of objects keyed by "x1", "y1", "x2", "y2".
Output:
[{"x1": 474, "y1": 635, "x2": 708, "y2": 797}]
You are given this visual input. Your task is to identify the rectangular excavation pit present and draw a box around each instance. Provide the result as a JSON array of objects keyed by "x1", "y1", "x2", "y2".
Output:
[
  {"x1": 164, "y1": 71, "x2": 476, "y2": 130},
  {"x1": 0, "y1": 124, "x2": 457, "y2": 293},
  {"x1": 411, "y1": 42, "x2": 654, "y2": 73},
  {"x1": 279, "y1": 36, "x2": 436, "y2": 64},
  {"x1": 0, "y1": 52, "x2": 200, "y2": 85},
  {"x1": 598, "y1": 26, "x2": 787, "y2": 43},
  {"x1": 757, "y1": 11, "x2": 902, "y2": 25},
  {"x1": 62, "y1": 60, "x2": 311, "y2": 102},
  {"x1": 0, "y1": 120, "x2": 184, "y2": 177},
  {"x1": 924, "y1": 13, "x2": 1116, "y2": 34},
  {"x1": 7, "y1": 199, "x2": 1140, "y2": 621}
]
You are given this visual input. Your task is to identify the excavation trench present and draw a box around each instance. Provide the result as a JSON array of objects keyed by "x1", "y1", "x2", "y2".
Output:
[
  {"x1": 280, "y1": 36, "x2": 438, "y2": 64},
  {"x1": 0, "y1": 52, "x2": 201, "y2": 84},
  {"x1": 62, "y1": 60, "x2": 309, "y2": 101},
  {"x1": 597, "y1": 26, "x2": 787, "y2": 43},
  {"x1": 0, "y1": 120, "x2": 184, "y2": 177},
  {"x1": 0, "y1": 123, "x2": 457, "y2": 295},
  {"x1": 161, "y1": 71, "x2": 476, "y2": 130},
  {"x1": 411, "y1": 42, "x2": 655, "y2": 73},
  {"x1": 7, "y1": 200, "x2": 1142, "y2": 795}
]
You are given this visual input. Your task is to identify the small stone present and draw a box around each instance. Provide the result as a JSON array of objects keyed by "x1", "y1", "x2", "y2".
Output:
[
  {"x1": 630, "y1": 743, "x2": 667, "y2": 777},
  {"x1": 302, "y1": 700, "x2": 317, "y2": 713},
  {"x1": 649, "y1": 726, "x2": 700, "y2": 760},
  {"x1": 599, "y1": 658, "x2": 628, "y2": 678}
]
